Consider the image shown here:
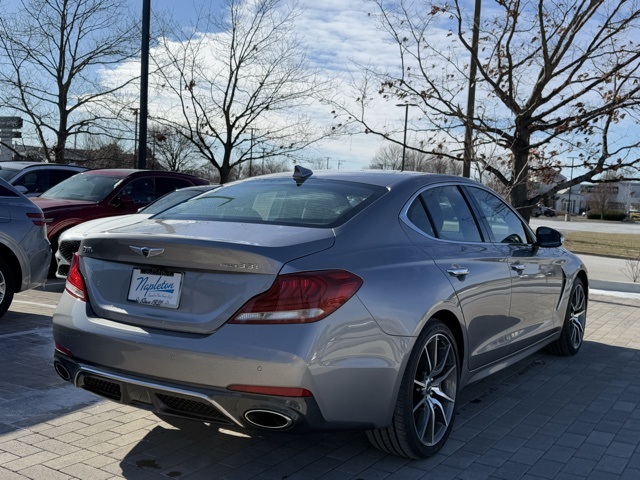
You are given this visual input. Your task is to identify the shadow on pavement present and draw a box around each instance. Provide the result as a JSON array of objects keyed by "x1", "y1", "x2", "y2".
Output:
[{"x1": 112, "y1": 340, "x2": 640, "y2": 479}]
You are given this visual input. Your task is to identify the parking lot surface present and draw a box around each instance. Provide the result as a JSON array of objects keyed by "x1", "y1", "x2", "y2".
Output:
[{"x1": 2, "y1": 284, "x2": 640, "y2": 479}]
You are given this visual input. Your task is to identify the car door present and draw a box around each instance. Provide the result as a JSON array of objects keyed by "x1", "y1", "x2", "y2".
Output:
[
  {"x1": 464, "y1": 186, "x2": 564, "y2": 354},
  {"x1": 402, "y1": 184, "x2": 514, "y2": 370}
]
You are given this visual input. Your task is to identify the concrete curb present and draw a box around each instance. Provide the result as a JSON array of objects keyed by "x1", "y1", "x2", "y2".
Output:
[{"x1": 589, "y1": 279, "x2": 640, "y2": 294}]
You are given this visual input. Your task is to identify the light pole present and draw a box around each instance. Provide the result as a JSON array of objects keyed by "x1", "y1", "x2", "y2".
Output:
[
  {"x1": 396, "y1": 103, "x2": 417, "y2": 171},
  {"x1": 131, "y1": 108, "x2": 139, "y2": 168},
  {"x1": 566, "y1": 156, "x2": 576, "y2": 221}
]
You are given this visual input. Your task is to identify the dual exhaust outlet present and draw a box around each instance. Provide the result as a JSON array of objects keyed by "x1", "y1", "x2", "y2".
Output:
[
  {"x1": 244, "y1": 409, "x2": 294, "y2": 430},
  {"x1": 54, "y1": 361, "x2": 71, "y2": 381}
]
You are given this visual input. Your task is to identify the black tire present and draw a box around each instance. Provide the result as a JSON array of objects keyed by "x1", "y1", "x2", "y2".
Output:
[
  {"x1": 0, "y1": 258, "x2": 16, "y2": 319},
  {"x1": 547, "y1": 278, "x2": 587, "y2": 356},
  {"x1": 367, "y1": 319, "x2": 459, "y2": 459}
]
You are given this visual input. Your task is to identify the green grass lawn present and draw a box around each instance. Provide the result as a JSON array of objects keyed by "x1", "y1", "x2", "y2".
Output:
[{"x1": 562, "y1": 231, "x2": 640, "y2": 259}]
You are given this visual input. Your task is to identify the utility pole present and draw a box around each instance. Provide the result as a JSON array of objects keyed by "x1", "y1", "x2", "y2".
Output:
[
  {"x1": 462, "y1": 0, "x2": 481, "y2": 178},
  {"x1": 396, "y1": 103, "x2": 417, "y2": 171},
  {"x1": 249, "y1": 128, "x2": 254, "y2": 177},
  {"x1": 137, "y1": 0, "x2": 150, "y2": 169}
]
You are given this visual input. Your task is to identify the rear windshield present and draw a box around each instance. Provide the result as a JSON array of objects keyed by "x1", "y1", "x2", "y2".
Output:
[{"x1": 156, "y1": 178, "x2": 386, "y2": 227}]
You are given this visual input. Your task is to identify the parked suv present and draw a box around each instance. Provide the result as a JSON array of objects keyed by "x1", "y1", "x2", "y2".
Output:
[
  {"x1": 0, "y1": 178, "x2": 51, "y2": 318},
  {"x1": 0, "y1": 161, "x2": 87, "y2": 196}
]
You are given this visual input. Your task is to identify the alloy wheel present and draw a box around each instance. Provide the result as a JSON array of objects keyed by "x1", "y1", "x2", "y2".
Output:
[
  {"x1": 412, "y1": 333, "x2": 457, "y2": 447},
  {"x1": 569, "y1": 282, "x2": 586, "y2": 349},
  {"x1": 0, "y1": 270, "x2": 5, "y2": 303}
]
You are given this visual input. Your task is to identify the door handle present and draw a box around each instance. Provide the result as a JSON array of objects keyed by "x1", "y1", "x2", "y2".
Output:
[
  {"x1": 511, "y1": 263, "x2": 526, "y2": 272},
  {"x1": 447, "y1": 267, "x2": 470, "y2": 277}
]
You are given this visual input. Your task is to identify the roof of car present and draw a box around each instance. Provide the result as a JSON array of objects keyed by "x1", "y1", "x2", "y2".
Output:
[
  {"x1": 0, "y1": 161, "x2": 86, "y2": 169},
  {"x1": 248, "y1": 169, "x2": 479, "y2": 189},
  {"x1": 81, "y1": 169, "x2": 204, "y2": 178}
]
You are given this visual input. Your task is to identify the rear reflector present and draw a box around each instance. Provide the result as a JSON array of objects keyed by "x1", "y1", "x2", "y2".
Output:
[
  {"x1": 230, "y1": 270, "x2": 363, "y2": 324},
  {"x1": 55, "y1": 343, "x2": 73, "y2": 357},
  {"x1": 227, "y1": 384, "x2": 313, "y2": 397}
]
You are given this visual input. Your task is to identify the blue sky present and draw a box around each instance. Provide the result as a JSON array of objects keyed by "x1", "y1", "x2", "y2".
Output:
[{"x1": 1, "y1": 0, "x2": 400, "y2": 169}]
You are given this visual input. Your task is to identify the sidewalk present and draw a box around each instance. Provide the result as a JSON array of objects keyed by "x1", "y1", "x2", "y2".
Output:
[{"x1": 577, "y1": 254, "x2": 640, "y2": 294}]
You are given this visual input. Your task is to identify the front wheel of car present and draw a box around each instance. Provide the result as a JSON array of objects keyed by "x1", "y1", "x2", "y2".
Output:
[
  {"x1": 0, "y1": 258, "x2": 16, "y2": 319},
  {"x1": 547, "y1": 278, "x2": 587, "y2": 356},
  {"x1": 367, "y1": 319, "x2": 459, "y2": 459}
]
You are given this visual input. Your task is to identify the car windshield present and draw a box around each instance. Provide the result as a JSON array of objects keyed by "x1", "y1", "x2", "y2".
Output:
[
  {"x1": 40, "y1": 173, "x2": 123, "y2": 201},
  {"x1": 0, "y1": 167, "x2": 19, "y2": 180},
  {"x1": 156, "y1": 178, "x2": 386, "y2": 227},
  {"x1": 141, "y1": 189, "x2": 209, "y2": 215}
]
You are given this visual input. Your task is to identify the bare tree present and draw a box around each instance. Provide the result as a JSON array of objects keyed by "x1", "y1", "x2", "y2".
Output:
[
  {"x1": 333, "y1": 0, "x2": 640, "y2": 219},
  {"x1": 236, "y1": 156, "x2": 289, "y2": 179},
  {"x1": 0, "y1": 0, "x2": 139, "y2": 163},
  {"x1": 370, "y1": 143, "x2": 461, "y2": 175},
  {"x1": 624, "y1": 256, "x2": 640, "y2": 283},
  {"x1": 588, "y1": 183, "x2": 618, "y2": 219},
  {"x1": 151, "y1": 0, "x2": 334, "y2": 183},
  {"x1": 150, "y1": 127, "x2": 201, "y2": 173},
  {"x1": 84, "y1": 140, "x2": 133, "y2": 169}
]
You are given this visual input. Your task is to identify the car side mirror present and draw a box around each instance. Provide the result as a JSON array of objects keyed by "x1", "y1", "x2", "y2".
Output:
[
  {"x1": 536, "y1": 226, "x2": 563, "y2": 248},
  {"x1": 14, "y1": 185, "x2": 29, "y2": 194}
]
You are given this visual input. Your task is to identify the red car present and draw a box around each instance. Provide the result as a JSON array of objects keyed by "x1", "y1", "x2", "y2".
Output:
[{"x1": 32, "y1": 169, "x2": 208, "y2": 249}]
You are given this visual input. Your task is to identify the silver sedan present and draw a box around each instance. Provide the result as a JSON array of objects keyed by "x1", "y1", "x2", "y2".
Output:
[{"x1": 52, "y1": 168, "x2": 588, "y2": 458}]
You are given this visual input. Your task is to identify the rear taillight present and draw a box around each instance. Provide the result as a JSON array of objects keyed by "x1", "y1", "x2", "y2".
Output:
[
  {"x1": 230, "y1": 270, "x2": 363, "y2": 324},
  {"x1": 65, "y1": 253, "x2": 87, "y2": 302},
  {"x1": 26, "y1": 212, "x2": 46, "y2": 226}
]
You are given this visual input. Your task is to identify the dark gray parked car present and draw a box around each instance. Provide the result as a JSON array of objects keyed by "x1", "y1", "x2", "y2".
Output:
[
  {"x1": 0, "y1": 161, "x2": 87, "y2": 196},
  {"x1": 52, "y1": 168, "x2": 588, "y2": 458},
  {"x1": 0, "y1": 178, "x2": 51, "y2": 318}
]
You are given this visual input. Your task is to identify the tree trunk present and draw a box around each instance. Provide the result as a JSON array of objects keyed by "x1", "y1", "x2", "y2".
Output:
[
  {"x1": 510, "y1": 127, "x2": 532, "y2": 222},
  {"x1": 219, "y1": 146, "x2": 233, "y2": 184}
]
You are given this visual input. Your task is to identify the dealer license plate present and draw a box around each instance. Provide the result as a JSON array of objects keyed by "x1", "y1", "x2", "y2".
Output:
[{"x1": 127, "y1": 268, "x2": 183, "y2": 309}]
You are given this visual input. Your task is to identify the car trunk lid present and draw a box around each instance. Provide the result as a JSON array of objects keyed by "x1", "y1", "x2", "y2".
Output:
[{"x1": 78, "y1": 219, "x2": 335, "y2": 334}]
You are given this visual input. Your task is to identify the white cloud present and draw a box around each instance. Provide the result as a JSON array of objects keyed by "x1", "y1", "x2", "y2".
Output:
[{"x1": 101, "y1": 0, "x2": 414, "y2": 170}]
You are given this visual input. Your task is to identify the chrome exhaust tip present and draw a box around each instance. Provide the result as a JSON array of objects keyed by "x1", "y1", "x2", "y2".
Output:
[
  {"x1": 54, "y1": 361, "x2": 71, "y2": 381},
  {"x1": 244, "y1": 409, "x2": 293, "y2": 430}
]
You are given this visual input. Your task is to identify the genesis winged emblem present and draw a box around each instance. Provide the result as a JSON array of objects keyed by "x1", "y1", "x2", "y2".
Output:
[{"x1": 130, "y1": 246, "x2": 165, "y2": 258}]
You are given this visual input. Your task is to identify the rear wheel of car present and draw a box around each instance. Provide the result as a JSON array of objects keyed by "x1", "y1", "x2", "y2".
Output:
[
  {"x1": 547, "y1": 278, "x2": 587, "y2": 356},
  {"x1": 367, "y1": 319, "x2": 459, "y2": 458},
  {"x1": 0, "y1": 258, "x2": 16, "y2": 319}
]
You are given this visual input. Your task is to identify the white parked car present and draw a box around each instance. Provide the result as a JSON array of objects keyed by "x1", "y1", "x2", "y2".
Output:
[{"x1": 54, "y1": 185, "x2": 218, "y2": 278}]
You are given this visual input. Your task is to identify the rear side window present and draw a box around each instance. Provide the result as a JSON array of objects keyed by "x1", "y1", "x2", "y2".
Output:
[
  {"x1": 156, "y1": 177, "x2": 192, "y2": 197},
  {"x1": 0, "y1": 184, "x2": 19, "y2": 197},
  {"x1": 407, "y1": 185, "x2": 482, "y2": 242},
  {"x1": 158, "y1": 179, "x2": 386, "y2": 227}
]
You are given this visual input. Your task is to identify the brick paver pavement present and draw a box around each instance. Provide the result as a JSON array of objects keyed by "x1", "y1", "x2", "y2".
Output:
[{"x1": 1, "y1": 284, "x2": 639, "y2": 479}]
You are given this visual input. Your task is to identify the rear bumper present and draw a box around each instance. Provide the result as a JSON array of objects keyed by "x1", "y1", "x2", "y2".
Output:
[
  {"x1": 53, "y1": 353, "x2": 332, "y2": 431},
  {"x1": 22, "y1": 241, "x2": 50, "y2": 291},
  {"x1": 52, "y1": 291, "x2": 412, "y2": 431}
]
